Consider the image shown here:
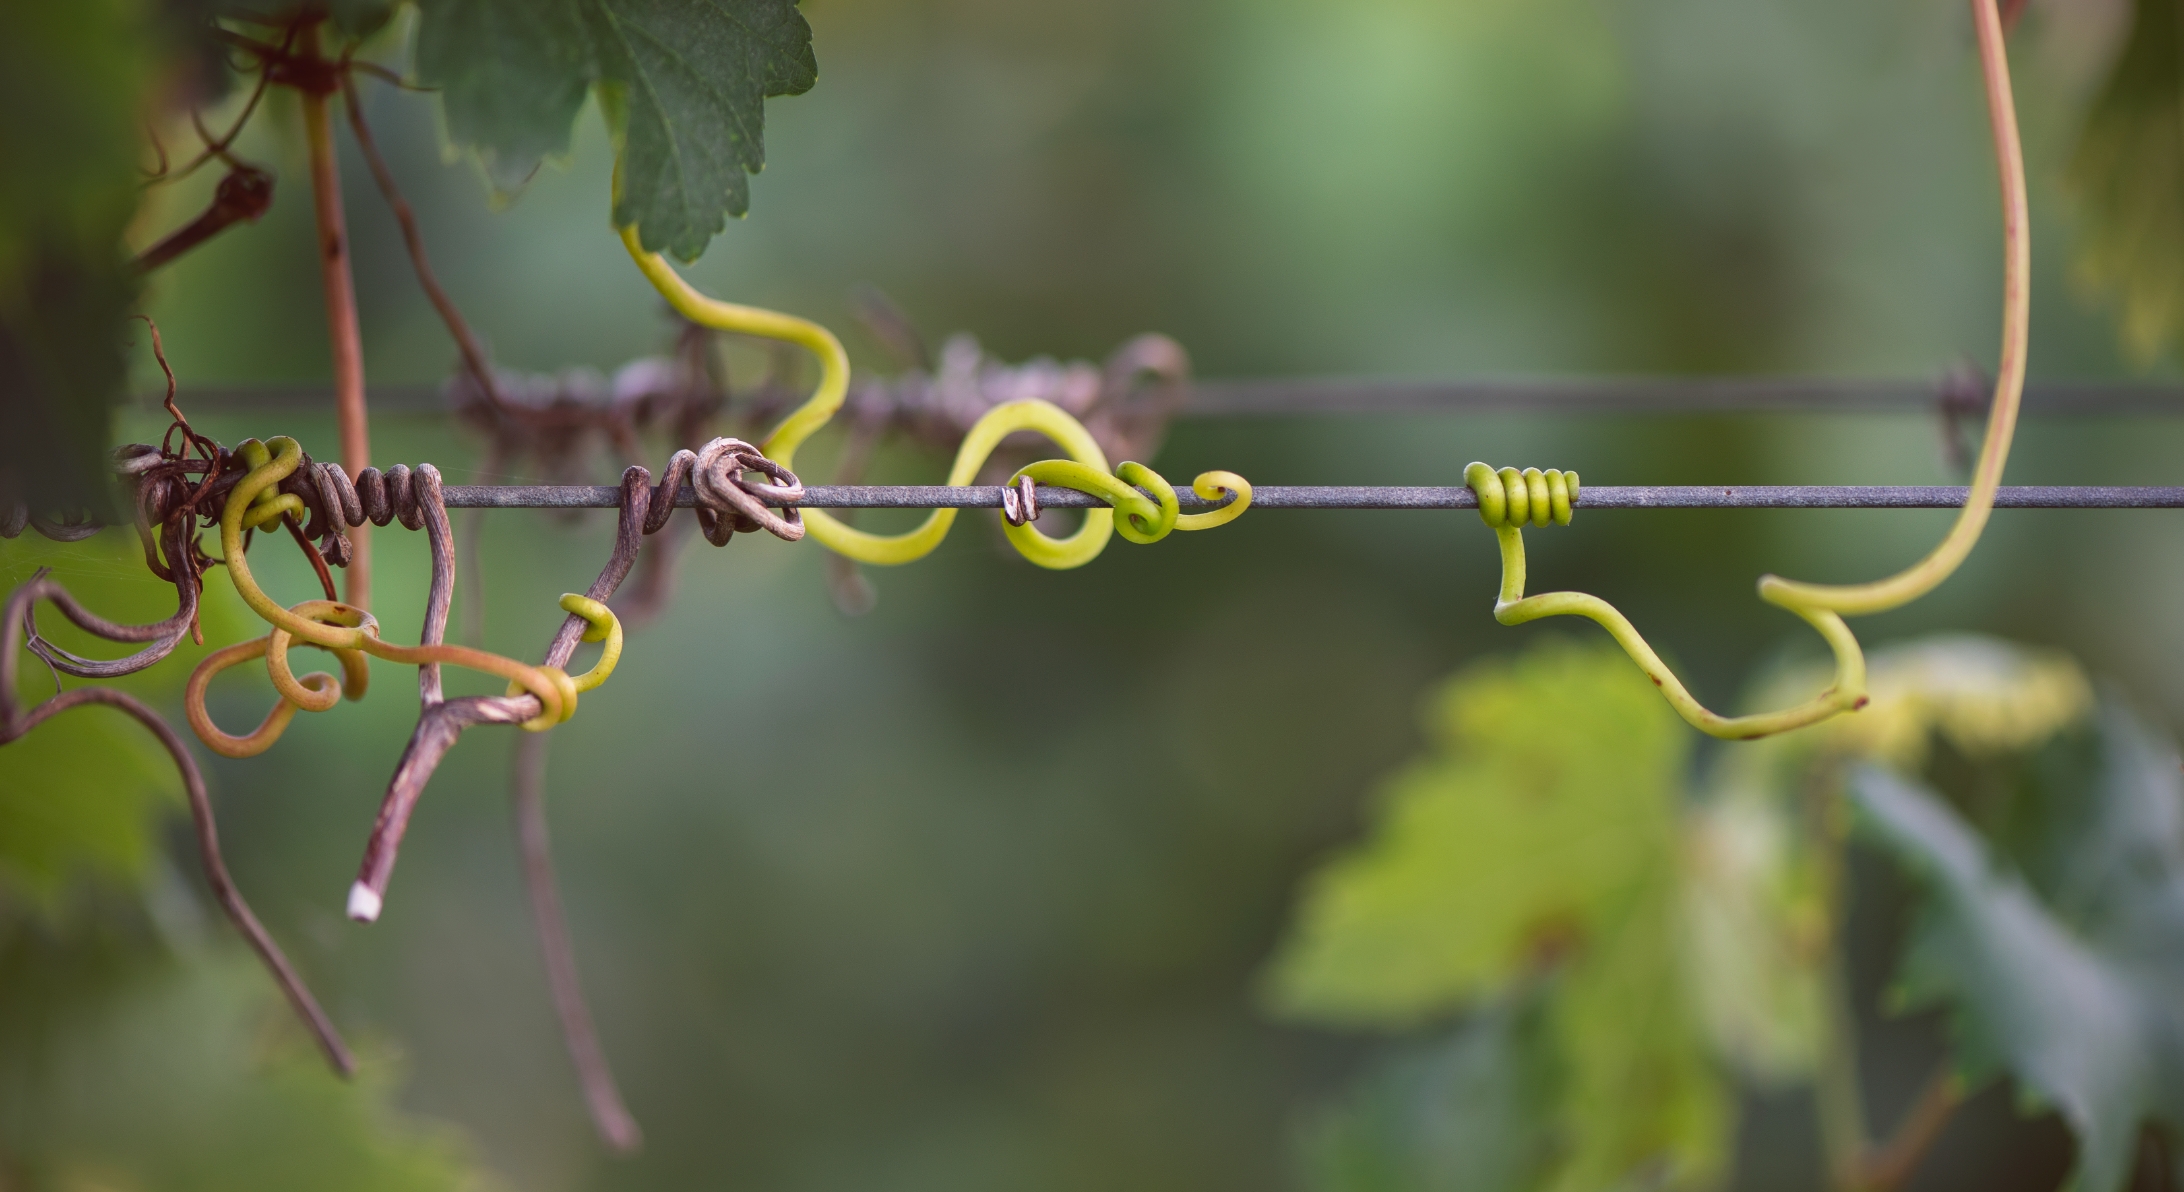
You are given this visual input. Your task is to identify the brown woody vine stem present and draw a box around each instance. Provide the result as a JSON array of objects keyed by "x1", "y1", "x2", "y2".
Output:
[
  {"x1": 341, "y1": 71, "x2": 514, "y2": 414},
  {"x1": 512, "y1": 732, "x2": 643, "y2": 1151},
  {"x1": 2, "y1": 574, "x2": 354, "y2": 1076},
  {"x1": 296, "y1": 20, "x2": 373, "y2": 610}
]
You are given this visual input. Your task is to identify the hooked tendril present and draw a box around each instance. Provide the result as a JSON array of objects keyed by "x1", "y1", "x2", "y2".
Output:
[
  {"x1": 618, "y1": 226, "x2": 1252, "y2": 568},
  {"x1": 1459, "y1": 0, "x2": 2027, "y2": 744}
]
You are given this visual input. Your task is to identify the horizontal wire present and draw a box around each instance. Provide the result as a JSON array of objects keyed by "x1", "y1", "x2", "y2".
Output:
[
  {"x1": 154, "y1": 376, "x2": 2184, "y2": 418},
  {"x1": 1184, "y1": 376, "x2": 2184, "y2": 416},
  {"x1": 442, "y1": 484, "x2": 2184, "y2": 511}
]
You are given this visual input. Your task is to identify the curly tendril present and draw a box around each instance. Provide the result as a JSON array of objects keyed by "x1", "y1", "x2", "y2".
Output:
[
  {"x1": 184, "y1": 436, "x2": 623, "y2": 756},
  {"x1": 1464, "y1": 463, "x2": 1868, "y2": 740},
  {"x1": 1455, "y1": 0, "x2": 2024, "y2": 742},
  {"x1": 618, "y1": 225, "x2": 1251, "y2": 568}
]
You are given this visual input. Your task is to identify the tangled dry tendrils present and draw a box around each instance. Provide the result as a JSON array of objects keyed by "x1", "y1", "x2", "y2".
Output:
[
  {"x1": 2, "y1": 415, "x2": 810, "y2": 1155},
  {"x1": 1, "y1": 569, "x2": 356, "y2": 1077}
]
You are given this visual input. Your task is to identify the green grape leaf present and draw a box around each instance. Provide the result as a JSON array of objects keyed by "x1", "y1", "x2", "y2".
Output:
[
  {"x1": 1548, "y1": 858, "x2": 1729, "y2": 1192},
  {"x1": 1305, "y1": 995, "x2": 1561, "y2": 1192},
  {"x1": 1679, "y1": 780, "x2": 1828, "y2": 1083},
  {"x1": 416, "y1": 0, "x2": 818, "y2": 260},
  {"x1": 2068, "y1": 0, "x2": 2184, "y2": 360},
  {"x1": 0, "y1": 3, "x2": 151, "y2": 517},
  {"x1": 1269, "y1": 642, "x2": 1730, "y2": 1191},
  {"x1": 1266, "y1": 642, "x2": 1690, "y2": 1021},
  {"x1": 1681, "y1": 635, "x2": 2093, "y2": 1084},
  {"x1": 413, "y1": 0, "x2": 595, "y2": 194},
  {"x1": 1850, "y1": 701, "x2": 2184, "y2": 1192}
]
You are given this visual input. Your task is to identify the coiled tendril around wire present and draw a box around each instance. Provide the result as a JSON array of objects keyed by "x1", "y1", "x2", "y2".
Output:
[
  {"x1": 616, "y1": 224, "x2": 1251, "y2": 568},
  {"x1": 1464, "y1": 462, "x2": 1867, "y2": 740},
  {"x1": 184, "y1": 436, "x2": 623, "y2": 757},
  {"x1": 1456, "y1": 0, "x2": 2026, "y2": 743}
]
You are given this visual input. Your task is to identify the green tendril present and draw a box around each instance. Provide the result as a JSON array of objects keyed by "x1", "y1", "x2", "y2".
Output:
[
  {"x1": 1464, "y1": 463, "x2": 1867, "y2": 741},
  {"x1": 617, "y1": 227, "x2": 1253, "y2": 570},
  {"x1": 187, "y1": 436, "x2": 623, "y2": 756},
  {"x1": 1455, "y1": 0, "x2": 2026, "y2": 743}
]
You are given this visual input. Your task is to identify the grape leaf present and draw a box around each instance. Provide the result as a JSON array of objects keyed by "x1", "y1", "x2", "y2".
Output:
[
  {"x1": 1547, "y1": 859, "x2": 1728, "y2": 1192},
  {"x1": 2068, "y1": 0, "x2": 2184, "y2": 360},
  {"x1": 1268, "y1": 642, "x2": 1729, "y2": 1191},
  {"x1": 1265, "y1": 643, "x2": 1690, "y2": 1020},
  {"x1": 416, "y1": 0, "x2": 817, "y2": 260},
  {"x1": 1849, "y1": 701, "x2": 2184, "y2": 1192},
  {"x1": 1679, "y1": 778, "x2": 1827, "y2": 1083},
  {"x1": 1681, "y1": 636, "x2": 2090, "y2": 1084},
  {"x1": 1305, "y1": 995, "x2": 1561, "y2": 1192},
  {"x1": 0, "y1": 3, "x2": 152, "y2": 517},
  {"x1": 413, "y1": 0, "x2": 593, "y2": 194}
]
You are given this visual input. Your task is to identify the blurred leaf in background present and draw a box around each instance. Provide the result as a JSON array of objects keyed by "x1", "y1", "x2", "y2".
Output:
[
  {"x1": 0, "y1": 532, "x2": 256, "y2": 915},
  {"x1": 1302, "y1": 993, "x2": 1560, "y2": 1192},
  {"x1": 1266, "y1": 640, "x2": 1731, "y2": 1192},
  {"x1": 1851, "y1": 696, "x2": 2184, "y2": 1192},
  {"x1": 0, "y1": 1, "x2": 154, "y2": 517},
  {"x1": 1685, "y1": 637, "x2": 2096, "y2": 1086},
  {"x1": 2069, "y1": 0, "x2": 2184, "y2": 362},
  {"x1": 1269, "y1": 634, "x2": 2109, "y2": 1192}
]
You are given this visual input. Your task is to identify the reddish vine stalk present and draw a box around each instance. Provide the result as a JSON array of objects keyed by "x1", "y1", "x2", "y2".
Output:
[{"x1": 297, "y1": 21, "x2": 373, "y2": 610}]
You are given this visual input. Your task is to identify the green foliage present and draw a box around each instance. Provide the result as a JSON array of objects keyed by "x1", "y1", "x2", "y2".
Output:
[
  {"x1": 0, "y1": 909, "x2": 478, "y2": 1191},
  {"x1": 0, "y1": 1, "x2": 152, "y2": 515},
  {"x1": 0, "y1": 699, "x2": 181, "y2": 913},
  {"x1": 1850, "y1": 700, "x2": 2184, "y2": 1192},
  {"x1": 0, "y1": 534, "x2": 252, "y2": 914},
  {"x1": 1677, "y1": 775, "x2": 1826, "y2": 1083},
  {"x1": 1267, "y1": 642, "x2": 1690, "y2": 1022},
  {"x1": 1681, "y1": 636, "x2": 2093, "y2": 1084},
  {"x1": 1305, "y1": 995, "x2": 1561, "y2": 1192},
  {"x1": 2070, "y1": 0, "x2": 2184, "y2": 360},
  {"x1": 1268, "y1": 642, "x2": 1729, "y2": 1192},
  {"x1": 415, "y1": 0, "x2": 818, "y2": 260},
  {"x1": 1270, "y1": 635, "x2": 2110, "y2": 1192}
]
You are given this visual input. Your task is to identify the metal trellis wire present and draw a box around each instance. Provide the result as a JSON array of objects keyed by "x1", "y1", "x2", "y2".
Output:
[
  {"x1": 157, "y1": 376, "x2": 2184, "y2": 417},
  {"x1": 443, "y1": 484, "x2": 2184, "y2": 511}
]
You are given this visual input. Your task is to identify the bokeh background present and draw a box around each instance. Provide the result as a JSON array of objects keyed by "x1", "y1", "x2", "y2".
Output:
[{"x1": 5, "y1": 0, "x2": 2179, "y2": 1187}]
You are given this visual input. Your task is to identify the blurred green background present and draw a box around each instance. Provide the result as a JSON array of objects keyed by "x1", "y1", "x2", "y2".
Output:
[{"x1": 6, "y1": 0, "x2": 2180, "y2": 1187}]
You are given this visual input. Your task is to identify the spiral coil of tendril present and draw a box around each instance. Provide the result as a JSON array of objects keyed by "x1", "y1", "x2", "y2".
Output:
[
  {"x1": 617, "y1": 225, "x2": 1253, "y2": 569},
  {"x1": 1460, "y1": 0, "x2": 2028, "y2": 742},
  {"x1": 1467, "y1": 464, "x2": 1578, "y2": 529},
  {"x1": 183, "y1": 437, "x2": 625, "y2": 758},
  {"x1": 1464, "y1": 459, "x2": 1868, "y2": 741}
]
